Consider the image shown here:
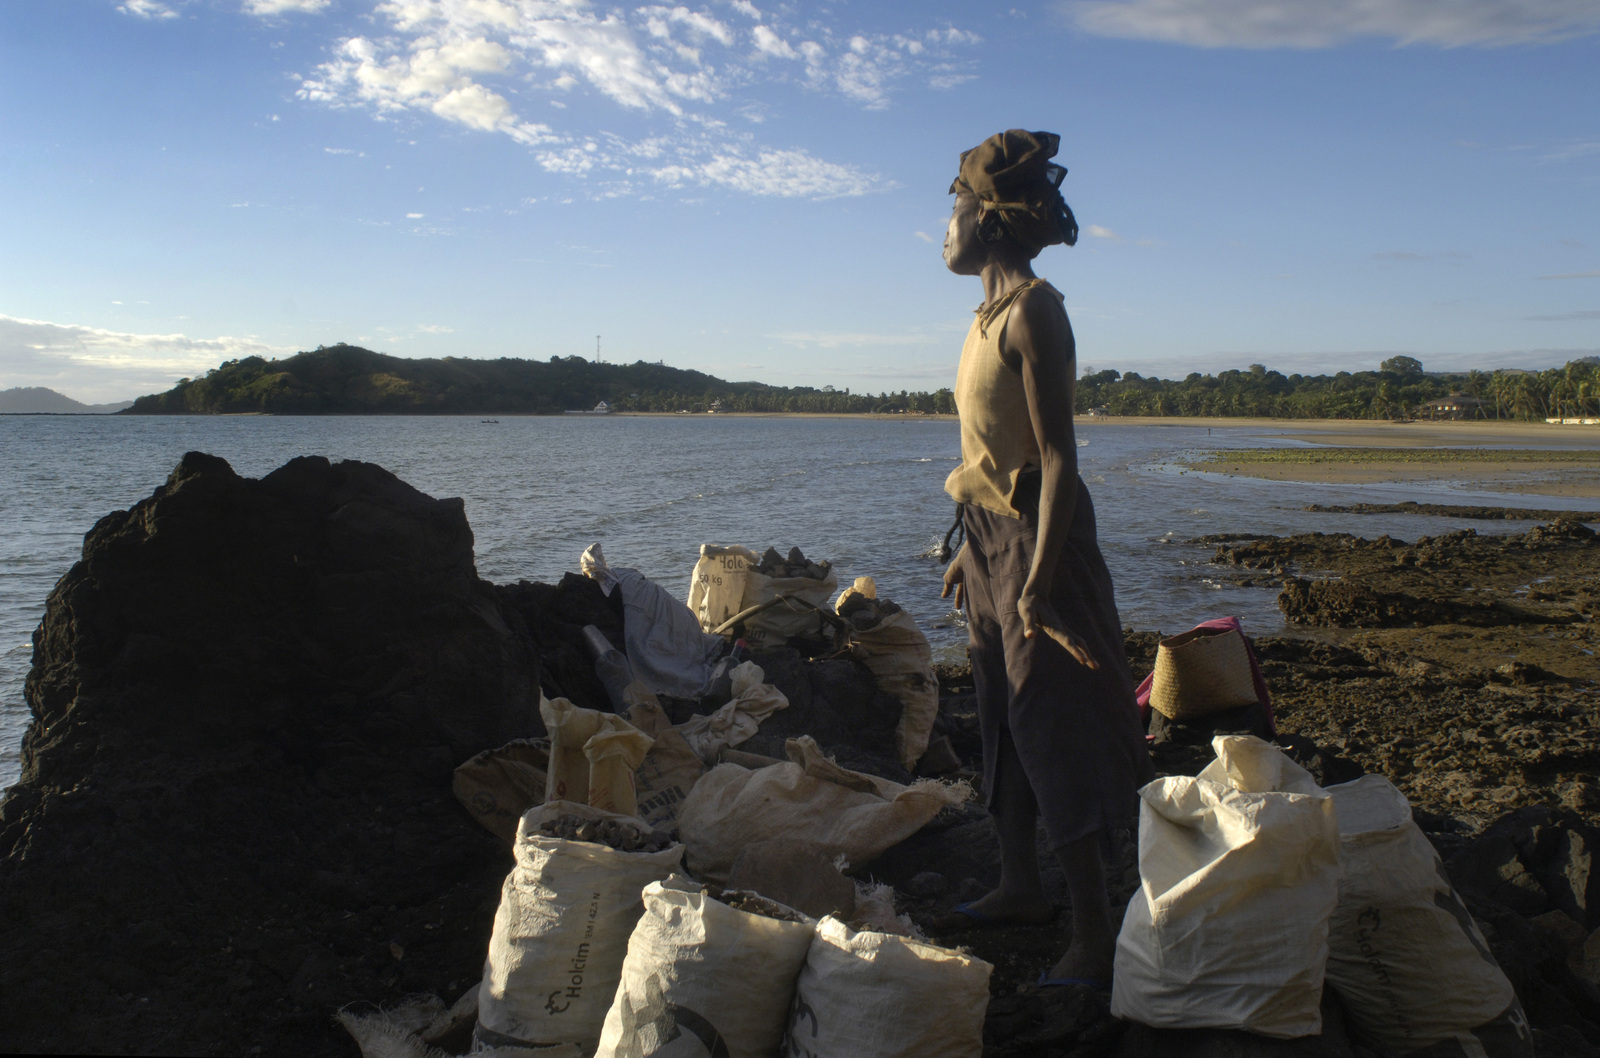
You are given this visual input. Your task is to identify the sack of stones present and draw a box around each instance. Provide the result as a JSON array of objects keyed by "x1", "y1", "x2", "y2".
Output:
[
  {"x1": 781, "y1": 915, "x2": 991, "y2": 1058},
  {"x1": 1325, "y1": 774, "x2": 1533, "y2": 1057},
  {"x1": 476, "y1": 801, "x2": 684, "y2": 1054},
  {"x1": 627, "y1": 701, "x2": 708, "y2": 836},
  {"x1": 740, "y1": 546, "x2": 838, "y2": 649},
  {"x1": 594, "y1": 878, "x2": 816, "y2": 1057},
  {"x1": 1112, "y1": 735, "x2": 1340, "y2": 1038},
  {"x1": 675, "y1": 736, "x2": 970, "y2": 885},
  {"x1": 688, "y1": 544, "x2": 837, "y2": 649},
  {"x1": 835, "y1": 576, "x2": 939, "y2": 770}
]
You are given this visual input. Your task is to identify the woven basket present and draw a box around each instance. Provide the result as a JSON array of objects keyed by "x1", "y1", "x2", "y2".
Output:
[{"x1": 1148, "y1": 626, "x2": 1260, "y2": 721}]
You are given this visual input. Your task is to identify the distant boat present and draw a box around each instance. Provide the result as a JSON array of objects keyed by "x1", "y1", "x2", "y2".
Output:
[{"x1": 481, "y1": 419, "x2": 499, "y2": 424}]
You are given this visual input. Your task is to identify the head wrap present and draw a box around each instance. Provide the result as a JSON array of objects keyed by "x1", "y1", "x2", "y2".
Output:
[{"x1": 949, "y1": 129, "x2": 1079, "y2": 254}]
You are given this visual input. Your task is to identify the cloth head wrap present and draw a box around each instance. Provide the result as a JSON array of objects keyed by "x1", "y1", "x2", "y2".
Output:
[{"x1": 949, "y1": 129, "x2": 1079, "y2": 254}]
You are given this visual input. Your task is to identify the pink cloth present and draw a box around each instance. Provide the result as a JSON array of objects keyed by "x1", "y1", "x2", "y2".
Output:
[{"x1": 1135, "y1": 616, "x2": 1276, "y2": 737}]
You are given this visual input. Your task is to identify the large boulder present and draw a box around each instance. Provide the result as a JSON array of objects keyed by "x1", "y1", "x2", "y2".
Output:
[{"x1": 0, "y1": 453, "x2": 541, "y2": 1056}]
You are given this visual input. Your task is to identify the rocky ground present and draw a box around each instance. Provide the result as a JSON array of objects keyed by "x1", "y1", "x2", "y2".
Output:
[{"x1": 3, "y1": 454, "x2": 1599, "y2": 1056}]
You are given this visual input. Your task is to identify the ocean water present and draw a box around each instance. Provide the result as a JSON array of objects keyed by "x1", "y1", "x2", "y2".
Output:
[{"x1": 5, "y1": 413, "x2": 1598, "y2": 788}]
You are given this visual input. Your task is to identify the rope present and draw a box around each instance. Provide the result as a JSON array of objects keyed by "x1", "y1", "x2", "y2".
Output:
[{"x1": 934, "y1": 503, "x2": 966, "y2": 564}]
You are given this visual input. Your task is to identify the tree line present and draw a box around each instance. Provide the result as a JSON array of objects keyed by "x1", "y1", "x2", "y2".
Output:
[
  {"x1": 1075, "y1": 356, "x2": 1600, "y2": 421},
  {"x1": 122, "y1": 345, "x2": 1597, "y2": 420}
]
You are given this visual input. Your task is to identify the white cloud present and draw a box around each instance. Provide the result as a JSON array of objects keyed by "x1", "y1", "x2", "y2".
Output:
[
  {"x1": 1086, "y1": 224, "x2": 1119, "y2": 239},
  {"x1": 0, "y1": 315, "x2": 291, "y2": 403},
  {"x1": 1540, "y1": 270, "x2": 1600, "y2": 279},
  {"x1": 1065, "y1": 0, "x2": 1600, "y2": 48},
  {"x1": 752, "y1": 24, "x2": 798, "y2": 58},
  {"x1": 1544, "y1": 141, "x2": 1600, "y2": 162},
  {"x1": 118, "y1": 0, "x2": 179, "y2": 19},
  {"x1": 244, "y1": 0, "x2": 330, "y2": 15},
  {"x1": 296, "y1": 2, "x2": 979, "y2": 197}
]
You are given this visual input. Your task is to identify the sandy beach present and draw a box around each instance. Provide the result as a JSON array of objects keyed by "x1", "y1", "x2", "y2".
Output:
[{"x1": 1114, "y1": 417, "x2": 1600, "y2": 498}]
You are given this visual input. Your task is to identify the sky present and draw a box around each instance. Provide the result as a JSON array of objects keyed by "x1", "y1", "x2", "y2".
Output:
[{"x1": 2, "y1": 0, "x2": 1598, "y2": 402}]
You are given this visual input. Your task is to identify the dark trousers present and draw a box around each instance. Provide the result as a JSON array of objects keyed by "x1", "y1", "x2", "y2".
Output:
[{"x1": 962, "y1": 480, "x2": 1153, "y2": 850}]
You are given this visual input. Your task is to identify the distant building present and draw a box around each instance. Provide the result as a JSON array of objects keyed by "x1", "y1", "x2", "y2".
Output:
[
  {"x1": 1419, "y1": 394, "x2": 1484, "y2": 420},
  {"x1": 563, "y1": 400, "x2": 613, "y2": 416},
  {"x1": 1085, "y1": 405, "x2": 1111, "y2": 418}
]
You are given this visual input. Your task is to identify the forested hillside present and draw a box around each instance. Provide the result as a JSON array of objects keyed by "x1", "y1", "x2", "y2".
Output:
[{"x1": 121, "y1": 344, "x2": 1599, "y2": 420}]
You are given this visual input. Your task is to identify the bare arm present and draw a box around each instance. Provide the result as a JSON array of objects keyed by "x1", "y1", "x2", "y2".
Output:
[{"x1": 1003, "y1": 288, "x2": 1099, "y2": 669}]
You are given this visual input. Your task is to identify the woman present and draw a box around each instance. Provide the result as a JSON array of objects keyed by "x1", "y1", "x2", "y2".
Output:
[{"x1": 937, "y1": 130, "x2": 1153, "y2": 988}]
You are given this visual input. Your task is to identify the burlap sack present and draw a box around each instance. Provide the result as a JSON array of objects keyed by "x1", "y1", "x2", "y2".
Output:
[
  {"x1": 1148, "y1": 626, "x2": 1260, "y2": 720},
  {"x1": 1325, "y1": 775, "x2": 1532, "y2": 1057},
  {"x1": 452, "y1": 739, "x2": 550, "y2": 844},
  {"x1": 688, "y1": 545, "x2": 758, "y2": 634},
  {"x1": 836, "y1": 577, "x2": 939, "y2": 770},
  {"x1": 540, "y1": 695, "x2": 653, "y2": 812},
  {"x1": 676, "y1": 736, "x2": 969, "y2": 884},
  {"x1": 595, "y1": 879, "x2": 816, "y2": 1058},
  {"x1": 478, "y1": 802, "x2": 684, "y2": 1054},
  {"x1": 1112, "y1": 736, "x2": 1340, "y2": 1038},
  {"x1": 782, "y1": 916, "x2": 992, "y2": 1058}
]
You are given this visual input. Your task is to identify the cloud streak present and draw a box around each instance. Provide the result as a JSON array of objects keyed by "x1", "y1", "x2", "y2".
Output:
[
  {"x1": 1065, "y1": 0, "x2": 1600, "y2": 48},
  {"x1": 0, "y1": 315, "x2": 290, "y2": 403},
  {"x1": 295, "y1": 1, "x2": 979, "y2": 198}
]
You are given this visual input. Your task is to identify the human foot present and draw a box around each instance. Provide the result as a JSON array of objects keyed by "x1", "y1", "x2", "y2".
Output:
[
  {"x1": 1044, "y1": 935, "x2": 1114, "y2": 988},
  {"x1": 925, "y1": 891, "x2": 1058, "y2": 934}
]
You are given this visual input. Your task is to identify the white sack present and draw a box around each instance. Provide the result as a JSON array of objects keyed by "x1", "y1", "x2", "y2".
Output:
[
  {"x1": 478, "y1": 802, "x2": 685, "y2": 1054},
  {"x1": 782, "y1": 915, "x2": 991, "y2": 1058},
  {"x1": 739, "y1": 566, "x2": 838, "y2": 649},
  {"x1": 595, "y1": 880, "x2": 816, "y2": 1058},
  {"x1": 1325, "y1": 775, "x2": 1532, "y2": 1057},
  {"x1": 676, "y1": 660, "x2": 790, "y2": 765},
  {"x1": 1112, "y1": 735, "x2": 1340, "y2": 1039},
  {"x1": 688, "y1": 545, "x2": 758, "y2": 635},
  {"x1": 676, "y1": 736, "x2": 968, "y2": 885},
  {"x1": 688, "y1": 544, "x2": 837, "y2": 648}
]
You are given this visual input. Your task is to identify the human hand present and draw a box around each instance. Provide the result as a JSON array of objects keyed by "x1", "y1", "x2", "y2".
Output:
[
  {"x1": 941, "y1": 549, "x2": 966, "y2": 611},
  {"x1": 1017, "y1": 593, "x2": 1100, "y2": 670}
]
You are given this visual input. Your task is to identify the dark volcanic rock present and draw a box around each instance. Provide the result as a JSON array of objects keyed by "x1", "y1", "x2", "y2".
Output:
[{"x1": 0, "y1": 453, "x2": 542, "y2": 1057}]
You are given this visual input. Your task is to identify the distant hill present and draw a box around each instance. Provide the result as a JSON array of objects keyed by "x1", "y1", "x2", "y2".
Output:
[
  {"x1": 123, "y1": 344, "x2": 940, "y2": 415},
  {"x1": 0, "y1": 387, "x2": 134, "y2": 414}
]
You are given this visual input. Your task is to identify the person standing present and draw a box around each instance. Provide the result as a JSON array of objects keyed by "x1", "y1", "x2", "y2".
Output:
[{"x1": 938, "y1": 129, "x2": 1153, "y2": 987}]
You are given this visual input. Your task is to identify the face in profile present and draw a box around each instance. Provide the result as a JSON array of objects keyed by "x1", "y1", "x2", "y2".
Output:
[{"x1": 943, "y1": 192, "x2": 985, "y2": 276}]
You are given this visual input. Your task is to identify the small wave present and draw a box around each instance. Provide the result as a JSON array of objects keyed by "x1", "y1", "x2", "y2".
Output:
[{"x1": 1077, "y1": 439, "x2": 1089, "y2": 447}]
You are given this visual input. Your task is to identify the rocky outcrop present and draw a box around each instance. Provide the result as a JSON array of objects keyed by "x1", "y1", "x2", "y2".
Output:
[{"x1": 0, "y1": 453, "x2": 543, "y2": 1056}]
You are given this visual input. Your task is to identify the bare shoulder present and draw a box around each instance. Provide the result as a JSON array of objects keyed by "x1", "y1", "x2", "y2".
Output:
[{"x1": 1006, "y1": 283, "x2": 1074, "y2": 365}]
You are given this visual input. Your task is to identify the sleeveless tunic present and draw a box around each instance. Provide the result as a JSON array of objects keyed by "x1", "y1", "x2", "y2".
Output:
[{"x1": 944, "y1": 279, "x2": 1056, "y2": 518}]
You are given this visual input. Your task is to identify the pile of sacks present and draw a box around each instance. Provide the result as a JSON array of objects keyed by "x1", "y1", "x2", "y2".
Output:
[
  {"x1": 1115, "y1": 734, "x2": 1533, "y2": 1056},
  {"x1": 349, "y1": 786, "x2": 986, "y2": 1058}
]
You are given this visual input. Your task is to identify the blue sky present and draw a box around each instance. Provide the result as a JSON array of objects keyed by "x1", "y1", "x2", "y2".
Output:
[{"x1": 2, "y1": 0, "x2": 1598, "y2": 402}]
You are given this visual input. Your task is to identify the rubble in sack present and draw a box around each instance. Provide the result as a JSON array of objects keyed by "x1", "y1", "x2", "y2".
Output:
[
  {"x1": 838, "y1": 590, "x2": 905, "y2": 630},
  {"x1": 758, "y1": 545, "x2": 833, "y2": 581},
  {"x1": 535, "y1": 813, "x2": 675, "y2": 854},
  {"x1": 707, "y1": 886, "x2": 812, "y2": 923}
]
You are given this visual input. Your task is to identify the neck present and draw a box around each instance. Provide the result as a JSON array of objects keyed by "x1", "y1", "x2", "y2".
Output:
[{"x1": 979, "y1": 255, "x2": 1037, "y2": 305}]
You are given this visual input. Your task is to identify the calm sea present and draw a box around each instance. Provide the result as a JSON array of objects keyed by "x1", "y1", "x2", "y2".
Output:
[{"x1": 5, "y1": 414, "x2": 1597, "y2": 787}]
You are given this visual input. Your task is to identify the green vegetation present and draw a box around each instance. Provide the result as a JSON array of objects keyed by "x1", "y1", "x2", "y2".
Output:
[
  {"x1": 123, "y1": 345, "x2": 955, "y2": 415},
  {"x1": 1076, "y1": 358, "x2": 1600, "y2": 421},
  {"x1": 123, "y1": 343, "x2": 1600, "y2": 420},
  {"x1": 1196, "y1": 448, "x2": 1600, "y2": 466}
]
